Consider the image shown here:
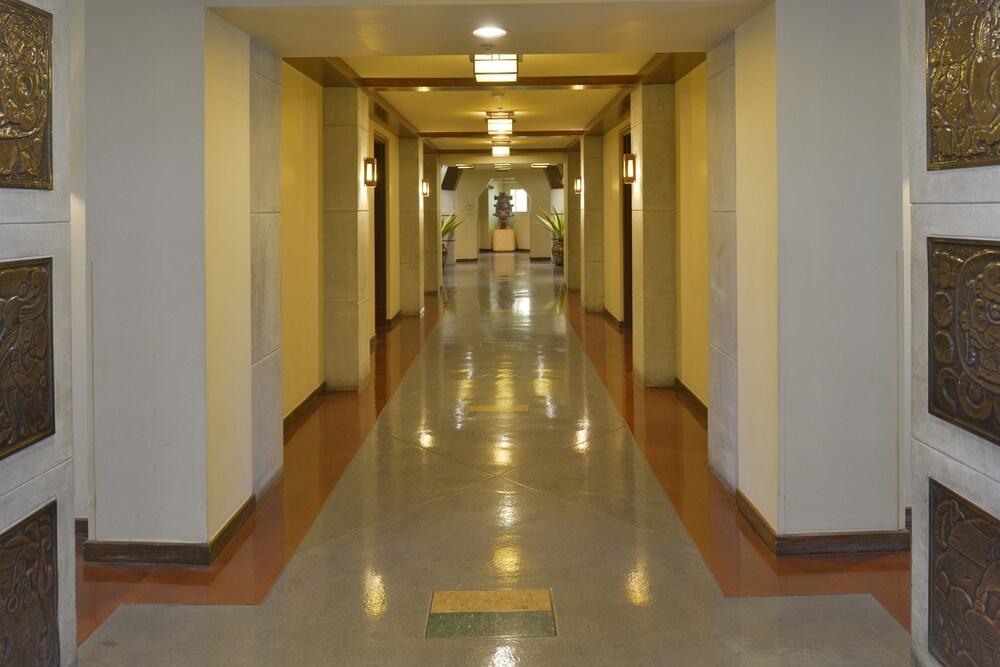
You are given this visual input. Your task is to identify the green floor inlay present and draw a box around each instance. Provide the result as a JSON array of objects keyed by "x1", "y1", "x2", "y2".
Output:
[{"x1": 425, "y1": 611, "x2": 557, "y2": 638}]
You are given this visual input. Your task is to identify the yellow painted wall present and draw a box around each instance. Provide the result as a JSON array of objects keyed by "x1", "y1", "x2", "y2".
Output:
[
  {"x1": 603, "y1": 120, "x2": 628, "y2": 321},
  {"x1": 280, "y1": 63, "x2": 323, "y2": 416},
  {"x1": 676, "y1": 62, "x2": 709, "y2": 405},
  {"x1": 204, "y1": 12, "x2": 252, "y2": 538},
  {"x1": 735, "y1": 2, "x2": 779, "y2": 530}
]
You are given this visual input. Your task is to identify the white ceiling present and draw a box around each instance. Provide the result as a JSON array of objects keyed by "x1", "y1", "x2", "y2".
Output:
[{"x1": 213, "y1": 1, "x2": 768, "y2": 157}]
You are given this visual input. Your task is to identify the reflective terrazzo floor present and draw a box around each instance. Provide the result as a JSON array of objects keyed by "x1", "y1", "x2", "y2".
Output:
[{"x1": 79, "y1": 254, "x2": 910, "y2": 665}]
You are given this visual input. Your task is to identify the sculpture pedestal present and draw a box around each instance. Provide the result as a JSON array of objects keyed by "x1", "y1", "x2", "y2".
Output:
[{"x1": 492, "y1": 229, "x2": 516, "y2": 252}]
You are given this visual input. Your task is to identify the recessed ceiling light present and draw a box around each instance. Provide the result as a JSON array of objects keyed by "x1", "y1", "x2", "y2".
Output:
[
  {"x1": 494, "y1": 163, "x2": 512, "y2": 171},
  {"x1": 456, "y1": 163, "x2": 475, "y2": 169},
  {"x1": 531, "y1": 163, "x2": 550, "y2": 169},
  {"x1": 473, "y1": 26, "x2": 507, "y2": 39}
]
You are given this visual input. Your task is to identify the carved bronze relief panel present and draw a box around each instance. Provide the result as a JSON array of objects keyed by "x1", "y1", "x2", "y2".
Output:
[
  {"x1": 0, "y1": 501, "x2": 59, "y2": 666},
  {"x1": 0, "y1": 257, "x2": 53, "y2": 461},
  {"x1": 929, "y1": 238, "x2": 1000, "y2": 446},
  {"x1": 0, "y1": 0, "x2": 52, "y2": 189},
  {"x1": 929, "y1": 479, "x2": 1000, "y2": 667},
  {"x1": 926, "y1": 0, "x2": 1000, "y2": 169}
]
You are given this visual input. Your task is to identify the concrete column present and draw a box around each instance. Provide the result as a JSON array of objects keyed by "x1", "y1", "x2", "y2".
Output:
[
  {"x1": 565, "y1": 147, "x2": 582, "y2": 291},
  {"x1": 580, "y1": 136, "x2": 604, "y2": 311},
  {"x1": 399, "y1": 138, "x2": 425, "y2": 314},
  {"x1": 631, "y1": 84, "x2": 677, "y2": 387},
  {"x1": 249, "y1": 41, "x2": 283, "y2": 497},
  {"x1": 706, "y1": 35, "x2": 739, "y2": 492},
  {"x1": 323, "y1": 88, "x2": 371, "y2": 389},
  {"x1": 424, "y1": 151, "x2": 441, "y2": 293}
]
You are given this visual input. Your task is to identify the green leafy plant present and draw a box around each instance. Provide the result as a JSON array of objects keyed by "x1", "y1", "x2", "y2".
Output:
[
  {"x1": 441, "y1": 213, "x2": 464, "y2": 237},
  {"x1": 534, "y1": 208, "x2": 565, "y2": 242}
]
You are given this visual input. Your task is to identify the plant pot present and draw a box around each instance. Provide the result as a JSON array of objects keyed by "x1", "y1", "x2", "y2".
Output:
[
  {"x1": 442, "y1": 241, "x2": 448, "y2": 267},
  {"x1": 551, "y1": 240, "x2": 564, "y2": 266}
]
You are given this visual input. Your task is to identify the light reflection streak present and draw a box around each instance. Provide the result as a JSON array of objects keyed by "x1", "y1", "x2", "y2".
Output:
[
  {"x1": 625, "y1": 556, "x2": 652, "y2": 607},
  {"x1": 362, "y1": 566, "x2": 388, "y2": 619}
]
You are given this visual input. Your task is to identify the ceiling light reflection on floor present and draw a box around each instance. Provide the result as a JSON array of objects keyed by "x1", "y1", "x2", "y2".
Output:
[
  {"x1": 492, "y1": 539, "x2": 522, "y2": 580},
  {"x1": 489, "y1": 645, "x2": 518, "y2": 667},
  {"x1": 362, "y1": 566, "x2": 388, "y2": 619},
  {"x1": 625, "y1": 557, "x2": 652, "y2": 607}
]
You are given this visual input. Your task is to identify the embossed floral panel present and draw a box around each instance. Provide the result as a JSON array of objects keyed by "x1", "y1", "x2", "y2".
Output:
[
  {"x1": 0, "y1": 257, "x2": 53, "y2": 461},
  {"x1": 0, "y1": 501, "x2": 59, "y2": 666},
  {"x1": 928, "y1": 238, "x2": 1000, "y2": 446},
  {"x1": 929, "y1": 479, "x2": 1000, "y2": 667},
  {"x1": 926, "y1": 0, "x2": 1000, "y2": 169},
  {"x1": 0, "y1": 0, "x2": 52, "y2": 189}
]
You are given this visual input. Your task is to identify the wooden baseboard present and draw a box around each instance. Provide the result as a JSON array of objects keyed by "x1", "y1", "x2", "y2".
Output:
[
  {"x1": 674, "y1": 379, "x2": 708, "y2": 424},
  {"x1": 905, "y1": 505, "x2": 912, "y2": 530},
  {"x1": 75, "y1": 518, "x2": 88, "y2": 539},
  {"x1": 283, "y1": 382, "x2": 326, "y2": 433},
  {"x1": 83, "y1": 494, "x2": 257, "y2": 566},
  {"x1": 456, "y1": 258, "x2": 479, "y2": 263},
  {"x1": 529, "y1": 256, "x2": 551, "y2": 262},
  {"x1": 736, "y1": 489, "x2": 910, "y2": 556},
  {"x1": 602, "y1": 308, "x2": 625, "y2": 330}
]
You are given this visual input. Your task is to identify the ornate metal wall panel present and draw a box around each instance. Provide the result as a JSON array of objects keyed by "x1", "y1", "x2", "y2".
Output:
[
  {"x1": 929, "y1": 479, "x2": 1000, "y2": 667},
  {"x1": 0, "y1": 501, "x2": 59, "y2": 666},
  {"x1": 0, "y1": 257, "x2": 53, "y2": 461},
  {"x1": 926, "y1": 0, "x2": 1000, "y2": 169},
  {"x1": 0, "y1": 0, "x2": 52, "y2": 189},
  {"x1": 928, "y1": 238, "x2": 1000, "y2": 446}
]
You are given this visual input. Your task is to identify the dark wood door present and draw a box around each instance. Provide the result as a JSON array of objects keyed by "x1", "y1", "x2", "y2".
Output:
[
  {"x1": 622, "y1": 132, "x2": 633, "y2": 330},
  {"x1": 374, "y1": 139, "x2": 389, "y2": 328}
]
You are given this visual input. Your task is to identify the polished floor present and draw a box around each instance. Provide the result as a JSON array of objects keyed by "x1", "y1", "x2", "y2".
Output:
[{"x1": 79, "y1": 254, "x2": 910, "y2": 665}]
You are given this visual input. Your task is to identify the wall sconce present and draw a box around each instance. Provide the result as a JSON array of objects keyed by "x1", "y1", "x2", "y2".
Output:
[
  {"x1": 623, "y1": 153, "x2": 637, "y2": 184},
  {"x1": 421, "y1": 179, "x2": 430, "y2": 197},
  {"x1": 363, "y1": 157, "x2": 377, "y2": 187},
  {"x1": 573, "y1": 177, "x2": 582, "y2": 194}
]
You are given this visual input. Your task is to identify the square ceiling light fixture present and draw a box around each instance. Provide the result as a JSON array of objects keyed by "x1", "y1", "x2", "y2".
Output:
[
  {"x1": 491, "y1": 141, "x2": 511, "y2": 158},
  {"x1": 486, "y1": 111, "x2": 515, "y2": 135},
  {"x1": 473, "y1": 53, "x2": 520, "y2": 83}
]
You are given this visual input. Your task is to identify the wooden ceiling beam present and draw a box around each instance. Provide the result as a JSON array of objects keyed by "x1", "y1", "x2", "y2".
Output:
[{"x1": 362, "y1": 75, "x2": 635, "y2": 92}]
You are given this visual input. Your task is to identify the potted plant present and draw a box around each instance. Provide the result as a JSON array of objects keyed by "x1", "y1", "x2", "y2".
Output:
[
  {"x1": 441, "y1": 213, "x2": 464, "y2": 267},
  {"x1": 534, "y1": 208, "x2": 565, "y2": 266}
]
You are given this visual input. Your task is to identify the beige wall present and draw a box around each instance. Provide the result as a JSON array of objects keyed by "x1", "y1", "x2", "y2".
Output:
[
  {"x1": 280, "y1": 63, "x2": 323, "y2": 416},
  {"x1": 603, "y1": 120, "x2": 628, "y2": 321},
  {"x1": 676, "y1": 63, "x2": 709, "y2": 404},
  {"x1": 735, "y1": 2, "x2": 779, "y2": 529},
  {"x1": 205, "y1": 12, "x2": 253, "y2": 537}
]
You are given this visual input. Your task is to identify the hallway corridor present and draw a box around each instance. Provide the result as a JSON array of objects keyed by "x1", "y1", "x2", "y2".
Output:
[{"x1": 78, "y1": 255, "x2": 910, "y2": 665}]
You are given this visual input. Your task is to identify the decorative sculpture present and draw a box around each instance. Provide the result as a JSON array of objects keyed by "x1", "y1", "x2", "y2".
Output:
[
  {"x1": 929, "y1": 479, "x2": 1000, "y2": 666},
  {"x1": 0, "y1": 257, "x2": 54, "y2": 461},
  {"x1": 0, "y1": 0, "x2": 53, "y2": 189},
  {"x1": 926, "y1": 0, "x2": 1000, "y2": 169},
  {"x1": 0, "y1": 501, "x2": 59, "y2": 666},
  {"x1": 494, "y1": 192, "x2": 513, "y2": 230},
  {"x1": 928, "y1": 238, "x2": 1000, "y2": 447}
]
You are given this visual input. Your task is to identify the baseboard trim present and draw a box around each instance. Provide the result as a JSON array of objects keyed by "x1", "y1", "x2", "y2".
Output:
[
  {"x1": 736, "y1": 489, "x2": 910, "y2": 556},
  {"x1": 456, "y1": 258, "x2": 479, "y2": 262},
  {"x1": 83, "y1": 494, "x2": 257, "y2": 566},
  {"x1": 209, "y1": 494, "x2": 256, "y2": 562},
  {"x1": 75, "y1": 518, "x2": 88, "y2": 539},
  {"x1": 283, "y1": 382, "x2": 326, "y2": 432},
  {"x1": 529, "y1": 256, "x2": 551, "y2": 262},
  {"x1": 674, "y1": 379, "x2": 708, "y2": 423},
  {"x1": 602, "y1": 308, "x2": 625, "y2": 330},
  {"x1": 905, "y1": 505, "x2": 912, "y2": 530}
]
